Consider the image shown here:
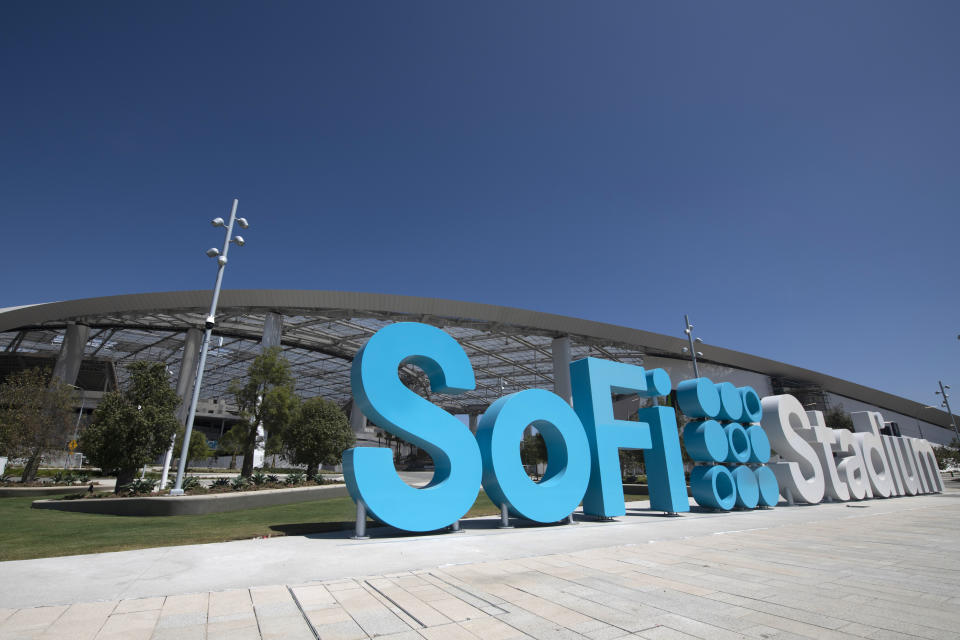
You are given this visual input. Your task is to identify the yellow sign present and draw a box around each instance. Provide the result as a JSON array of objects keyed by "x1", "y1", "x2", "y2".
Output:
[{"x1": 68, "y1": 440, "x2": 78, "y2": 452}]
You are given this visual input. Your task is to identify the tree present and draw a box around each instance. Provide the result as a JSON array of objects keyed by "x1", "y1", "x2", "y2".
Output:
[
  {"x1": 265, "y1": 431, "x2": 284, "y2": 469},
  {"x1": 284, "y1": 396, "x2": 354, "y2": 476},
  {"x1": 824, "y1": 407, "x2": 855, "y2": 432},
  {"x1": 619, "y1": 450, "x2": 645, "y2": 481},
  {"x1": 519, "y1": 433, "x2": 547, "y2": 469},
  {"x1": 0, "y1": 367, "x2": 75, "y2": 483},
  {"x1": 81, "y1": 361, "x2": 180, "y2": 491},
  {"x1": 218, "y1": 424, "x2": 246, "y2": 469},
  {"x1": 934, "y1": 438, "x2": 960, "y2": 470},
  {"x1": 229, "y1": 347, "x2": 299, "y2": 477},
  {"x1": 172, "y1": 428, "x2": 213, "y2": 472}
]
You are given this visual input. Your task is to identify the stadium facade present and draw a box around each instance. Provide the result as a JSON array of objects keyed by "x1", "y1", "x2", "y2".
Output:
[{"x1": 0, "y1": 290, "x2": 956, "y2": 460}]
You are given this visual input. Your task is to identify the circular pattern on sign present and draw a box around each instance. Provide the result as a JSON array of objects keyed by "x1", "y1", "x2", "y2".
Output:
[
  {"x1": 690, "y1": 465, "x2": 737, "y2": 510},
  {"x1": 738, "y1": 386, "x2": 763, "y2": 423},
  {"x1": 730, "y1": 465, "x2": 759, "y2": 509},
  {"x1": 754, "y1": 465, "x2": 780, "y2": 507},
  {"x1": 724, "y1": 423, "x2": 751, "y2": 464},
  {"x1": 745, "y1": 425, "x2": 771, "y2": 463},
  {"x1": 682, "y1": 420, "x2": 728, "y2": 462},
  {"x1": 676, "y1": 378, "x2": 721, "y2": 418},
  {"x1": 715, "y1": 382, "x2": 743, "y2": 422}
]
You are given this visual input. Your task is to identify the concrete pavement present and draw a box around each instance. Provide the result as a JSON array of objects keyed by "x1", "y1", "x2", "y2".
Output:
[{"x1": 1, "y1": 486, "x2": 959, "y2": 638}]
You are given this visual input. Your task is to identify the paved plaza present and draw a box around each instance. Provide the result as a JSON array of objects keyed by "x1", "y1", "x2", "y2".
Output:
[{"x1": 1, "y1": 484, "x2": 959, "y2": 639}]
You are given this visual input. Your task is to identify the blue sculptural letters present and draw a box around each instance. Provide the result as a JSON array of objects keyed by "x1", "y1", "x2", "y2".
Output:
[
  {"x1": 344, "y1": 322, "x2": 482, "y2": 532},
  {"x1": 570, "y1": 358, "x2": 689, "y2": 517},
  {"x1": 476, "y1": 389, "x2": 591, "y2": 522}
]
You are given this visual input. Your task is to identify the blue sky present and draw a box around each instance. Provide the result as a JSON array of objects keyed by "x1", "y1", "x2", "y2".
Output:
[{"x1": 1, "y1": 1, "x2": 957, "y2": 406}]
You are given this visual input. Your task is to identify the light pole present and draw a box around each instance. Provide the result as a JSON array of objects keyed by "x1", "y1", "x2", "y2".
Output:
[
  {"x1": 681, "y1": 314, "x2": 704, "y2": 378},
  {"x1": 935, "y1": 381, "x2": 960, "y2": 445},
  {"x1": 170, "y1": 199, "x2": 248, "y2": 495},
  {"x1": 63, "y1": 384, "x2": 85, "y2": 469}
]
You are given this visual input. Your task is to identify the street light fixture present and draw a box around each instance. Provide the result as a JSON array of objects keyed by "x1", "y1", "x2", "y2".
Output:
[
  {"x1": 680, "y1": 314, "x2": 704, "y2": 378},
  {"x1": 170, "y1": 199, "x2": 248, "y2": 495}
]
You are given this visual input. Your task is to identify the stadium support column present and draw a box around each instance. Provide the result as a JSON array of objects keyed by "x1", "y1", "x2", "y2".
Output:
[
  {"x1": 253, "y1": 312, "x2": 284, "y2": 468},
  {"x1": 52, "y1": 323, "x2": 90, "y2": 386},
  {"x1": 552, "y1": 336, "x2": 573, "y2": 405},
  {"x1": 469, "y1": 414, "x2": 478, "y2": 434},
  {"x1": 350, "y1": 402, "x2": 369, "y2": 445},
  {"x1": 159, "y1": 328, "x2": 202, "y2": 490}
]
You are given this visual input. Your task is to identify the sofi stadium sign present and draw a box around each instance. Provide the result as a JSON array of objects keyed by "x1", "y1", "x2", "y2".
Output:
[{"x1": 343, "y1": 323, "x2": 944, "y2": 532}]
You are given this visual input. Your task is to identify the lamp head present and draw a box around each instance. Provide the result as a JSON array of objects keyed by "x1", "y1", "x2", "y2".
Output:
[
  {"x1": 231, "y1": 235, "x2": 245, "y2": 246},
  {"x1": 211, "y1": 217, "x2": 226, "y2": 227},
  {"x1": 206, "y1": 248, "x2": 220, "y2": 258},
  {"x1": 695, "y1": 337, "x2": 703, "y2": 343},
  {"x1": 236, "y1": 217, "x2": 249, "y2": 229}
]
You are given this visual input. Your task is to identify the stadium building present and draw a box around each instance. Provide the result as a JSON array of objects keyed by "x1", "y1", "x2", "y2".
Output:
[{"x1": 0, "y1": 290, "x2": 956, "y2": 466}]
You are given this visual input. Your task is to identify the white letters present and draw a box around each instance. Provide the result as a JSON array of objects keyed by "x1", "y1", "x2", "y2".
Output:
[
  {"x1": 761, "y1": 395, "x2": 825, "y2": 504},
  {"x1": 760, "y1": 398, "x2": 943, "y2": 505}
]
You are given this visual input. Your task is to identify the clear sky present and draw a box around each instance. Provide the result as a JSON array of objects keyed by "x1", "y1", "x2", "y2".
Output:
[{"x1": 1, "y1": 2, "x2": 957, "y2": 407}]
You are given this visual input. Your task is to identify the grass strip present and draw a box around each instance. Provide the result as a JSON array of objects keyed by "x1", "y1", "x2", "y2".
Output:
[{"x1": 0, "y1": 491, "x2": 501, "y2": 561}]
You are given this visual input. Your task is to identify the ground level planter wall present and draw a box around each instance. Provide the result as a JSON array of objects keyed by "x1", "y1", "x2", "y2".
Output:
[
  {"x1": 1, "y1": 486, "x2": 103, "y2": 498},
  {"x1": 31, "y1": 483, "x2": 349, "y2": 516}
]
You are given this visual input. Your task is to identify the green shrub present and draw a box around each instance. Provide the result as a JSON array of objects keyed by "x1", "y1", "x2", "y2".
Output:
[
  {"x1": 250, "y1": 471, "x2": 268, "y2": 486},
  {"x1": 231, "y1": 475, "x2": 249, "y2": 490},
  {"x1": 285, "y1": 471, "x2": 306, "y2": 486},
  {"x1": 212, "y1": 477, "x2": 230, "y2": 488},
  {"x1": 120, "y1": 478, "x2": 157, "y2": 495}
]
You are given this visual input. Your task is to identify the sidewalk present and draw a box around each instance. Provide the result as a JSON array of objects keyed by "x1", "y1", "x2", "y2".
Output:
[{"x1": 1, "y1": 488, "x2": 958, "y2": 639}]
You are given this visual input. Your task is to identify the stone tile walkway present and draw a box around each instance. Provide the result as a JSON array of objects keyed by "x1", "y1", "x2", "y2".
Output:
[{"x1": 2, "y1": 493, "x2": 959, "y2": 638}]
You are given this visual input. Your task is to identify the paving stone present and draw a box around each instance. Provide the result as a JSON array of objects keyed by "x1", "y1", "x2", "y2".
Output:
[
  {"x1": 38, "y1": 602, "x2": 116, "y2": 640},
  {"x1": 459, "y1": 616, "x2": 530, "y2": 640},
  {"x1": 250, "y1": 585, "x2": 314, "y2": 640},
  {"x1": 93, "y1": 610, "x2": 159, "y2": 640},
  {"x1": 331, "y1": 585, "x2": 413, "y2": 637},
  {"x1": 0, "y1": 606, "x2": 68, "y2": 638},
  {"x1": 112, "y1": 598, "x2": 164, "y2": 614}
]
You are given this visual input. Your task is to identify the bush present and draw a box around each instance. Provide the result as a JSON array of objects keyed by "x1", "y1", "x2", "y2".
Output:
[
  {"x1": 250, "y1": 471, "x2": 268, "y2": 486},
  {"x1": 231, "y1": 475, "x2": 249, "y2": 491},
  {"x1": 285, "y1": 471, "x2": 306, "y2": 486},
  {"x1": 120, "y1": 478, "x2": 157, "y2": 495},
  {"x1": 266, "y1": 474, "x2": 280, "y2": 484},
  {"x1": 211, "y1": 477, "x2": 230, "y2": 488}
]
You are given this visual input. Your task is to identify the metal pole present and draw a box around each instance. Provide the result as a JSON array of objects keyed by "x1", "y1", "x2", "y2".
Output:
[
  {"x1": 938, "y1": 381, "x2": 960, "y2": 444},
  {"x1": 352, "y1": 501, "x2": 369, "y2": 540},
  {"x1": 498, "y1": 503, "x2": 513, "y2": 528},
  {"x1": 65, "y1": 391, "x2": 84, "y2": 470},
  {"x1": 171, "y1": 199, "x2": 239, "y2": 495},
  {"x1": 684, "y1": 315, "x2": 700, "y2": 378}
]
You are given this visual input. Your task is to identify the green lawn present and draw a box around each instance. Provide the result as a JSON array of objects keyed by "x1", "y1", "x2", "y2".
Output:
[{"x1": 0, "y1": 491, "x2": 500, "y2": 562}]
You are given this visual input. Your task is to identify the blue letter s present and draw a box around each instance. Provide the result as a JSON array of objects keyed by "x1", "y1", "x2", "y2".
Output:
[{"x1": 344, "y1": 323, "x2": 481, "y2": 531}]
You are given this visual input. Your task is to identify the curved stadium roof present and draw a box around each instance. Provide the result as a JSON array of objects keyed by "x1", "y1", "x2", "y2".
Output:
[{"x1": 0, "y1": 290, "x2": 955, "y2": 433}]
